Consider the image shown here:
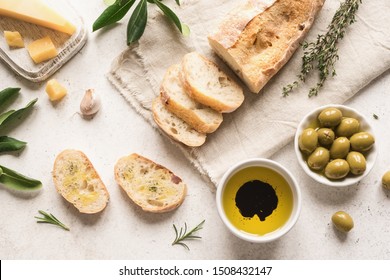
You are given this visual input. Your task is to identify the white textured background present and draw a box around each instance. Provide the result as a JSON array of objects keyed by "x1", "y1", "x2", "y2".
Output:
[{"x1": 1, "y1": 0, "x2": 390, "y2": 259}]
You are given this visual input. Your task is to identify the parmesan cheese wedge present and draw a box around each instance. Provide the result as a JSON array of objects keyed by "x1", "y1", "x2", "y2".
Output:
[{"x1": 0, "y1": 0, "x2": 76, "y2": 35}]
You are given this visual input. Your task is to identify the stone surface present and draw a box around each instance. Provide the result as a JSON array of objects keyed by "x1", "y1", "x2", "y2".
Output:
[{"x1": 1, "y1": 0, "x2": 390, "y2": 260}]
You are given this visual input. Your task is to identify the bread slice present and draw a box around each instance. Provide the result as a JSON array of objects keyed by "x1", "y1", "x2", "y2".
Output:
[
  {"x1": 152, "y1": 96, "x2": 206, "y2": 147},
  {"x1": 52, "y1": 150, "x2": 109, "y2": 214},
  {"x1": 180, "y1": 52, "x2": 244, "y2": 113},
  {"x1": 114, "y1": 153, "x2": 187, "y2": 213},
  {"x1": 208, "y1": 0, "x2": 325, "y2": 93},
  {"x1": 160, "y1": 64, "x2": 223, "y2": 134}
]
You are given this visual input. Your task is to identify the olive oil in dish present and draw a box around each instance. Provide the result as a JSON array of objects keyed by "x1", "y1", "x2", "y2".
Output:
[{"x1": 222, "y1": 166, "x2": 293, "y2": 236}]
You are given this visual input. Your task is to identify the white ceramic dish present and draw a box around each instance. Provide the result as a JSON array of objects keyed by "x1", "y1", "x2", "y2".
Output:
[
  {"x1": 216, "y1": 158, "x2": 301, "y2": 243},
  {"x1": 294, "y1": 104, "x2": 377, "y2": 187}
]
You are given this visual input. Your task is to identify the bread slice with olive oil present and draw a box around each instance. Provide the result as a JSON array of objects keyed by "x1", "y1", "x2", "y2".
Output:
[
  {"x1": 160, "y1": 63, "x2": 223, "y2": 134},
  {"x1": 52, "y1": 149, "x2": 109, "y2": 214},
  {"x1": 180, "y1": 52, "x2": 244, "y2": 113},
  {"x1": 114, "y1": 153, "x2": 187, "y2": 213}
]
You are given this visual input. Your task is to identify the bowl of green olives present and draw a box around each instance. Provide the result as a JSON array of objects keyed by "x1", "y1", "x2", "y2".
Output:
[{"x1": 295, "y1": 105, "x2": 377, "y2": 187}]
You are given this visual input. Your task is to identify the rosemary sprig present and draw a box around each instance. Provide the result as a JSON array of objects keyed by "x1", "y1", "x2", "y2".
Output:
[
  {"x1": 35, "y1": 210, "x2": 70, "y2": 231},
  {"x1": 283, "y1": 0, "x2": 362, "y2": 97},
  {"x1": 172, "y1": 220, "x2": 205, "y2": 250}
]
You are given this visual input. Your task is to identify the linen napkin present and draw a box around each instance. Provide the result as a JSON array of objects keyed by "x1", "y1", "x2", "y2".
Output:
[{"x1": 108, "y1": 0, "x2": 390, "y2": 187}]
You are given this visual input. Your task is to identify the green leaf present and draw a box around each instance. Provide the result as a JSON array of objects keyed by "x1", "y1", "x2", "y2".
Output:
[
  {"x1": 0, "y1": 88, "x2": 20, "y2": 108},
  {"x1": 175, "y1": 0, "x2": 181, "y2": 6},
  {"x1": 103, "y1": 0, "x2": 116, "y2": 6},
  {"x1": 93, "y1": 0, "x2": 136, "y2": 32},
  {"x1": 127, "y1": 0, "x2": 148, "y2": 44},
  {"x1": 0, "y1": 165, "x2": 42, "y2": 191},
  {"x1": 153, "y1": 0, "x2": 184, "y2": 33},
  {"x1": 0, "y1": 136, "x2": 26, "y2": 153},
  {"x1": 181, "y1": 23, "x2": 190, "y2": 37},
  {"x1": 0, "y1": 98, "x2": 37, "y2": 130}
]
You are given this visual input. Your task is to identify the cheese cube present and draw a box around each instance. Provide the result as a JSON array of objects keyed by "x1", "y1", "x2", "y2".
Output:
[
  {"x1": 4, "y1": 31, "x2": 25, "y2": 48},
  {"x1": 45, "y1": 79, "x2": 67, "y2": 101},
  {"x1": 27, "y1": 36, "x2": 58, "y2": 64}
]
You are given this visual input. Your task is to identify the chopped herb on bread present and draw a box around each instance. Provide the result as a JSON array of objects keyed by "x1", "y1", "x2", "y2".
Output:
[
  {"x1": 114, "y1": 153, "x2": 187, "y2": 213},
  {"x1": 52, "y1": 150, "x2": 109, "y2": 214}
]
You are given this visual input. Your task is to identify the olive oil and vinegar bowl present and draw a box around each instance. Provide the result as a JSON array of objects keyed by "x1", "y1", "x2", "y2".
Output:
[{"x1": 216, "y1": 158, "x2": 302, "y2": 243}]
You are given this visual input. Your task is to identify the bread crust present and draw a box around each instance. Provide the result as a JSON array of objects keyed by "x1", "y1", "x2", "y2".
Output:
[
  {"x1": 114, "y1": 153, "x2": 187, "y2": 213},
  {"x1": 208, "y1": 0, "x2": 325, "y2": 93},
  {"x1": 52, "y1": 149, "x2": 109, "y2": 214},
  {"x1": 180, "y1": 52, "x2": 244, "y2": 113},
  {"x1": 152, "y1": 96, "x2": 207, "y2": 147},
  {"x1": 160, "y1": 64, "x2": 223, "y2": 133}
]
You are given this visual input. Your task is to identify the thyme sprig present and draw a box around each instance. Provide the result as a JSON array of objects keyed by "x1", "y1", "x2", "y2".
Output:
[
  {"x1": 35, "y1": 210, "x2": 70, "y2": 231},
  {"x1": 283, "y1": 0, "x2": 362, "y2": 97},
  {"x1": 172, "y1": 220, "x2": 205, "y2": 250}
]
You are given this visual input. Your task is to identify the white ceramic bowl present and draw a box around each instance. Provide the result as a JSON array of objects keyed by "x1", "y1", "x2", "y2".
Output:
[
  {"x1": 216, "y1": 158, "x2": 301, "y2": 243},
  {"x1": 294, "y1": 104, "x2": 377, "y2": 187}
]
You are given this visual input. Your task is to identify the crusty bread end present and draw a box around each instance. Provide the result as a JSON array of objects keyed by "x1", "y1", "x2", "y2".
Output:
[{"x1": 208, "y1": 0, "x2": 325, "y2": 93}]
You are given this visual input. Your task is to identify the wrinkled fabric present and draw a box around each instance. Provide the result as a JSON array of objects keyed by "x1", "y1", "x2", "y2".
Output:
[{"x1": 108, "y1": 0, "x2": 390, "y2": 186}]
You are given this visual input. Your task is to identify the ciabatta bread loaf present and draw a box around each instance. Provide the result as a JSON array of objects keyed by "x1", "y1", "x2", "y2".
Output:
[
  {"x1": 208, "y1": 0, "x2": 325, "y2": 93},
  {"x1": 52, "y1": 149, "x2": 109, "y2": 214},
  {"x1": 180, "y1": 52, "x2": 244, "y2": 113},
  {"x1": 152, "y1": 96, "x2": 206, "y2": 147},
  {"x1": 160, "y1": 64, "x2": 223, "y2": 134},
  {"x1": 114, "y1": 153, "x2": 187, "y2": 213}
]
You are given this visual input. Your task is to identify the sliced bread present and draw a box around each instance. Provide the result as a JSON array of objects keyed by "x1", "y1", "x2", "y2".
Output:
[
  {"x1": 160, "y1": 64, "x2": 223, "y2": 134},
  {"x1": 152, "y1": 96, "x2": 206, "y2": 147},
  {"x1": 114, "y1": 153, "x2": 187, "y2": 213},
  {"x1": 180, "y1": 52, "x2": 244, "y2": 113},
  {"x1": 52, "y1": 149, "x2": 109, "y2": 214},
  {"x1": 208, "y1": 0, "x2": 325, "y2": 93}
]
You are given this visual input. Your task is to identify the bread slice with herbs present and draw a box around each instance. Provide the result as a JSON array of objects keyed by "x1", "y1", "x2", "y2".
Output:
[
  {"x1": 160, "y1": 63, "x2": 223, "y2": 134},
  {"x1": 52, "y1": 149, "x2": 109, "y2": 214},
  {"x1": 180, "y1": 52, "x2": 244, "y2": 113},
  {"x1": 152, "y1": 96, "x2": 207, "y2": 147},
  {"x1": 114, "y1": 153, "x2": 187, "y2": 213}
]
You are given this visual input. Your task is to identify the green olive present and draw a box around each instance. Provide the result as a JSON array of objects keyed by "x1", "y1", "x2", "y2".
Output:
[
  {"x1": 325, "y1": 159, "x2": 350, "y2": 180},
  {"x1": 317, "y1": 128, "x2": 335, "y2": 146},
  {"x1": 299, "y1": 128, "x2": 318, "y2": 154},
  {"x1": 335, "y1": 117, "x2": 360, "y2": 137},
  {"x1": 318, "y1": 107, "x2": 343, "y2": 127},
  {"x1": 350, "y1": 132, "x2": 375, "y2": 152},
  {"x1": 381, "y1": 171, "x2": 390, "y2": 190},
  {"x1": 346, "y1": 151, "x2": 366, "y2": 175},
  {"x1": 332, "y1": 211, "x2": 354, "y2": 232},
  {"x1": 329, "y1": 137, "x2": 350, "y2": 159},
  {"x1": 308, "y1": 147, "x2": 330, "y2": 171}
]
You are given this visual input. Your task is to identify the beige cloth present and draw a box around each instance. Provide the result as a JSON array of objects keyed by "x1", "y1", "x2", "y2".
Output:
[{"x1": 108, "y1": 0, "x2": 390, "y2": 187}]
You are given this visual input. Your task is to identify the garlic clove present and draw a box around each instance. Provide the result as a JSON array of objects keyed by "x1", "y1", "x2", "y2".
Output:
[{"x1": 80, "y1": 89, "x2": 101, "y2": 116}]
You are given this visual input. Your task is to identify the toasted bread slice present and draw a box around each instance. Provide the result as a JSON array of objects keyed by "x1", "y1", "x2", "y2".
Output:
[
  {"x1": 114, "y1": 153, "x2": 187, "y2": 213},
  {"x1": 180, "y1": 52, "x2": 244, "y2": 113},
  {"x1": 161, "y1": 64, "x2": 223, "y2": 134},
  {"x1": 152, "y1": 96, "x2": 207, "y2": 147},
  {"x1": 52, "y1": 149, "x2": 109, "y2": 214}
]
